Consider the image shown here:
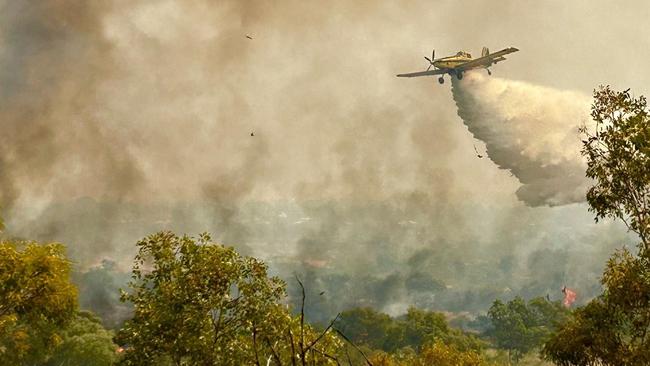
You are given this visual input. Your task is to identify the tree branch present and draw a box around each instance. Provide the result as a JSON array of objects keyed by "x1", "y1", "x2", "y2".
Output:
[
  {"x1": 288, "y1": 328, "x2": 297, "y2": 366},
  {"x1": 334, "y1": 328, "x2": 373, "y2": 366},
  {"x1": 295, "y1": 275, "x2": 306, "y2": 366},
  {"x1": 264, "y1": 338, "x2": 282, "y2": 366},
  {"x1": 305, "y1": 313, "x2": 341, "y2": 352}
]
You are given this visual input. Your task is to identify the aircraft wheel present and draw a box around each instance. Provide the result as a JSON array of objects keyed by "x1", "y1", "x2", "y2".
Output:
[
  {"x1": 456, "y1": 71, "x2": 463, "y2": 80},
  {"x1": 438, "y1": 77, "x2": 444, "y2": 84}
]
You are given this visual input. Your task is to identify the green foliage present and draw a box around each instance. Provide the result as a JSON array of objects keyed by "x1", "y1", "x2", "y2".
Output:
[
  {"x1": 337, "y1": 307, "x2": 394, "y2": 350},
  {"x1": 543, "y1": 250, "x2": 650, "y2": 365},
  {"x1": 118, "y1": 231, "x2": 342, "y2": 365},
  {"x1": 581, "y1": 86, "x2": 650, "y2": 252},
  {"x1": 399, "y1": 307, "x2": 450, "y2": 350},
  {"x1": 0, "y1": 240, "x2": 78, "y2": 364},
  {"x1": 543, "y1": 299, "x2": 614, "y2": 365},
  {"x1": 45, "y1": 310, "x2": 119, "y2": 366},
  {"x1": 487, "y1": 296, "x2": 568, "y2": 363},
  {"x1": 369, "y1": 340, "x2": 494, "y2": 366},
  {"x1": 544, "y1": 86, "x2": 650, "y2": 365},
  {"x1": 337, "y1": 306, "x2": 485, "y2": 355}
]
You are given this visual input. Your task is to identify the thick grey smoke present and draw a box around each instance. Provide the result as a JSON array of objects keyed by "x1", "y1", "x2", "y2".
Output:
[
  {"x1": 74, "y1": 260, "x2": 132, "y2": 329},
  {"x1": 0, "y1": 2, "x2": 142, "y2": 212},
  {"x1": 0, "y1": 0, "x2": 637, "y2": 325},
  {"x1": 451, "y1": 71, "x2": 593, "y2": 206}
]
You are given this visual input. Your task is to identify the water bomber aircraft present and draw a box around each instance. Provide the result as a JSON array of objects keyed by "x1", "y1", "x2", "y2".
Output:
[{"x1": 397, "y1": 46, "x2": 519, "y2": 84}]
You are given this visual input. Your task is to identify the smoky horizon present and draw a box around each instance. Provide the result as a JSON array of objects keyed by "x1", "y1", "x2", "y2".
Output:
[{"x1": 0, "y1": 0, "x2": 643, "y2": 322}]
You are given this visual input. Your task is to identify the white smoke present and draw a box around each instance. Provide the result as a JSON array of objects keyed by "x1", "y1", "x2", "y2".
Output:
[{"x1": 451, "y1": 71, "x2": 593, "y2": 206}]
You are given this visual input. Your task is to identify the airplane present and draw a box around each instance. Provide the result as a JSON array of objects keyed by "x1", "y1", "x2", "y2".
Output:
[{"x1": 396, "y1": 46, "x2": 519, "y2": 84}]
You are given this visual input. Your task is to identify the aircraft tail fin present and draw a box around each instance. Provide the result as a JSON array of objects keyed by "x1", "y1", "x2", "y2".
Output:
[{"x1": 481, "y1": 47, "x2": 490, "y2": 57}]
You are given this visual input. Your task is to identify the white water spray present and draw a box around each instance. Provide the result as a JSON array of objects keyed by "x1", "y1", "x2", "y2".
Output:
[{"x1": 452, "y1": 71, "x2": 593, "y2": 206}]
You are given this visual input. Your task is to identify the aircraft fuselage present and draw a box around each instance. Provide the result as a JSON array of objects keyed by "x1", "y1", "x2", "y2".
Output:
[{"x1": 434, "y1": 54, "x2": 483, "y2": 71}]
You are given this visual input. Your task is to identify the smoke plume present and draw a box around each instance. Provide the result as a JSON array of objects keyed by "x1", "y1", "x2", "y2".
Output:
[
  {"x1": 0, "y1": 0, "x2": 637, "y2": 324},
  {"x1": 452, "y1": 71, "x2": 592, "y2": 206}
]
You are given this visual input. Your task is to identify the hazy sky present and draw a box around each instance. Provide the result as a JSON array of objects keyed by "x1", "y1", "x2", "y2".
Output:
[{"x1": 1, "y1": 0, "x2": 645, "y2": 317}]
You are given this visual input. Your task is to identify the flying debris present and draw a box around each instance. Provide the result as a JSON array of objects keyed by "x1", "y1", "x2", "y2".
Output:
[
  {"x1": 246, "y1": 35, "x2": 253, "y2": 40},
  {"x1": 397, "y1": 46, "x2": 519, "y2": 84},
  {"x1": 561, "y1": 286, "x2": 577, "y2": 308},
  {"x1": 473, "y1": 145, "x2": 484, "y2": 159},
  {"x1": 250, "y1": 131, "x2": 255, "y2": 136},
  {"x1": 319, "y1": 291, "x2": 325, "y2": 296}
]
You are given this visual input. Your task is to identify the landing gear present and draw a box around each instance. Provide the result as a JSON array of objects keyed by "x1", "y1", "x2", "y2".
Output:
[
  {"x1": 456, "y1": 71, "x2": 463, "y2": 80},
  {"x1": 438, "y1": 76, "x2": 444, "y2": 84},
  {"x1": 487, "y1": 69, "x2": 492, "y2": 76}
]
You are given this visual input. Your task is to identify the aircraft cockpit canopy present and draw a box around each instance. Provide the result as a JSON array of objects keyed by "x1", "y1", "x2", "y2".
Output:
[{"x1": 456, "y1": 51, "x2": 472, "y2": 58}]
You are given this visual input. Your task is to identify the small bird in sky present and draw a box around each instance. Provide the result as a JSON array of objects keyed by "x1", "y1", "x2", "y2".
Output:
[
  {"x1": 246, "y1": 35, "x2": 253, "y2": 40},
  {"x1": 473, "y1": 145, "x2": 484, "y2": 159}
]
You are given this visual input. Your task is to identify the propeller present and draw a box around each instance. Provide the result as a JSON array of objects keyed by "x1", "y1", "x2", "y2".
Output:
[{"x1": 424, "y1": 49, "x2": 435, "y2": 71}]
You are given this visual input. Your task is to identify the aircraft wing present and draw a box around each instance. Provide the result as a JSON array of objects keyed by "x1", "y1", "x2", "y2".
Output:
[
  {"x1": 456, "y1": 47, "x2": 519, "y2": 70},
  {"x1": 396, "y1": 69, "x2": 446, "y2": 77}
]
